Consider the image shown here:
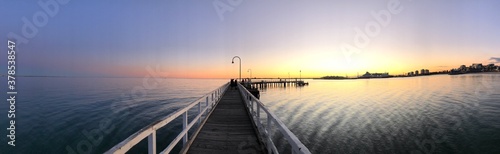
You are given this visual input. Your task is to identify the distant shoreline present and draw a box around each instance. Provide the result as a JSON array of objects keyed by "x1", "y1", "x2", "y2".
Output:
[
  {"x1": 1, "y1": 72, "x2": 498, "y2": 80},
  {"x1": 314, "y1": 72, "x2": 500, "y2": 80}
]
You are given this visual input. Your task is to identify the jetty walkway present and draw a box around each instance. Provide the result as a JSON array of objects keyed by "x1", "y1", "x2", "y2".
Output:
[
  {"x1": 183, "y1": 88, "x2": 264, "y2": 153},
  {"x1": 105, "y1": 81, "x2": 311, "y2": 154},
  {"x1": 250, "y1": 79, "x2": 308, "y2": 88}
]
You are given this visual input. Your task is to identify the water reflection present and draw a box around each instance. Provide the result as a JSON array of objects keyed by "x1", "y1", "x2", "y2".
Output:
[{"x1": 259, "y1": 74, "x2": 500, "y2": 153}]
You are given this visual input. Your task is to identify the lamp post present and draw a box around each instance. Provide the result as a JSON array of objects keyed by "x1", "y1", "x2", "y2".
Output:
[
  {"x1": 247, "y1": 69, "x2": 252, "y2": 78},
  {"x1": 232, "y1": 56, "x2": 241, "y2": 81},
  {"x1": 300, "y1": 70, "x2": 302, "y2": 81}
]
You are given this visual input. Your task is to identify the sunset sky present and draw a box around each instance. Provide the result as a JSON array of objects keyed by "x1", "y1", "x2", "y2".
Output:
[{"x1": 1, "y1": 0, "x2": 499, "y2": 78}]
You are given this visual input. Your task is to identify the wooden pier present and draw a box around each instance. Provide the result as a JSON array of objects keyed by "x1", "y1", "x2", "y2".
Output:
[
  {"x1": 182, "y1": 88, "x2": 265, "y2": 154},
  {"x1": 249, "y1": 79, "x2": 308, "y2": 88},
  {"x1": 105, "y1": 81, "x2": 311, "y2": 154}
]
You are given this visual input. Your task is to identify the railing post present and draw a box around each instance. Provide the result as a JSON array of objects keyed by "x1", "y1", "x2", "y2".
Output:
[
  {"x1": 267, "y1": 114, "x2": 273, "y2": 154},
  {"x1": 257, "y1": 104, "x2": 260, "y2": 119},
  {"x1": 267, "y1": 114, "x2": 272, "y2": 135},
  {"x1": 183, "y1": 112, "x2": 188, "y2": 145},
  {"x1": 198, "y1": 101, "x2": 202, "y2": 125},
  {"x1": 206, "y1": 97, "x2": 210, "y2": 108},
  {"x1": 250, "y1": 100, "x2": 254, "y2": 113},
  {"x1": 148, "y1": 130, "x2": 156, "y2": 154},
  {"x1": 205, "y1": 100, "x2": 209, "y2": 114}
]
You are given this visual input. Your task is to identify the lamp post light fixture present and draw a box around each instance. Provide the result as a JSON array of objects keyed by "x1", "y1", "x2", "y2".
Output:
[
  {"x1": 232, "y1": 56, "x2": 241, "y2": 81},
  {"x1": 300, "y1": 70, "x2": 302, "y2": 80},
  {"x1": 247, "y1": 69, "x2": 252, "y2": 78}
]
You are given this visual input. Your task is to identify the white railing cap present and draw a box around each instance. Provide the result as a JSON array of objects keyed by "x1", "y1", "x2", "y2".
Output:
[
  {"x1": 105, "y1": 83, "x2": 229, "y2": 154},
  {"x1": 237, "y1": 83, "x2": 311, "y2": 154}
]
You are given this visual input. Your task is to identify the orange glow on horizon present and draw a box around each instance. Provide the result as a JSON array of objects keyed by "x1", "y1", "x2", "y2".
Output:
[
  {"x1": 116, "y1": 59, "x2": 488, "y2": 79},
  {"x1": 113, "y1": 48, "x2": 493, "y2": 79}
]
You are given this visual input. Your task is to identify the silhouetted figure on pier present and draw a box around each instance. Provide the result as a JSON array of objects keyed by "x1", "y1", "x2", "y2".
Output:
[{"x1": 230, "y1": 79, "x2": 237, "y2": 90}]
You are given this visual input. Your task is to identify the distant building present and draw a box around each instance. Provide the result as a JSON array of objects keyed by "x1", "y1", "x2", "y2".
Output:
[
  {"x1": 469, "y1": 63, "x2": 484, "y2": 72},
  {"x1": 459, "y1": 65, "x2": 467, "y2": 70},
  {"x1": 452, "y1": 65, "x2": 468, "y2": 73},
  {"x1": 450, "y1": 63, "x2": 500, "y2": 74},
  {"x1": 486, "y1": 64, "x2": 495, "y2": 71},
  {"x1": 360, "y1": 72, "x2": 389, "y2": 78},
  {"x1": 419, "y1": 69, "x2": 430, "y2": 75},
  {"x1": 472, "y1": 63, "x2": 483, "y2": 69}
]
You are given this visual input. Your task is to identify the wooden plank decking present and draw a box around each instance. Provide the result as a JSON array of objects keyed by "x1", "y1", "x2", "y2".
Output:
[{"x1": 184, "y1": 88, "x2": 265, "y2": 154}]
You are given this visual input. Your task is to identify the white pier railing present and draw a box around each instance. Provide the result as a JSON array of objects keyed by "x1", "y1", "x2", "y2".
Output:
[
  {"x1": 104, "y1": 83, "x2": 229, "y2": 154},
  {"x1": 237, "y1": 83, "x2": 311, "y2": 154}
]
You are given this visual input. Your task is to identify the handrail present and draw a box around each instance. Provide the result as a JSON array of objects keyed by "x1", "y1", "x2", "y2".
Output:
[
  {"x1": 249, "y1": 79, "x2": 304, "y2": 84},
  {"x1": 237, "y1": 83, "x2": 311, "y2": 154},
  {"x1": 105, "y1": 83, "x2": 229, "y2": 154}
]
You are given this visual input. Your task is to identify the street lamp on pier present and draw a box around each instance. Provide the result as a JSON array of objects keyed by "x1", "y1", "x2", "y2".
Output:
[
  {"x1": 247, "y1": 69, "x2": 252, "y2": 78},
  {"x1": 231, "y1": 56, "x2": 241, "y2": 81}
]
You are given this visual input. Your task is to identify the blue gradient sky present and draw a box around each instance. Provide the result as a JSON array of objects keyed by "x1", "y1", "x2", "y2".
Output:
[{"x1": 1, "y1": 0, "x2": 499, "y2": 78}]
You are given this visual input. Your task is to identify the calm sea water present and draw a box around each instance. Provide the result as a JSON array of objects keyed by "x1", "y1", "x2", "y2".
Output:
[
  {"x1": 260, "y1": 74, "x2": 500, "y2": 154},
  {"x1": 0, "y1": 74, "x2": 499, "y2": 154},
  {"x1": 0, "y1": 77, "x2": 227, "y2": 154}
]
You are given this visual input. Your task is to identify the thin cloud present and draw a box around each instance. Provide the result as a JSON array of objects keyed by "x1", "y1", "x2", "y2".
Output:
[
  {"x1": 436, "y1": 66, "x2": 449, "y2": 68},
  {"x1": 489, "y1": 57, "x2": 500, "y2": 63}
]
